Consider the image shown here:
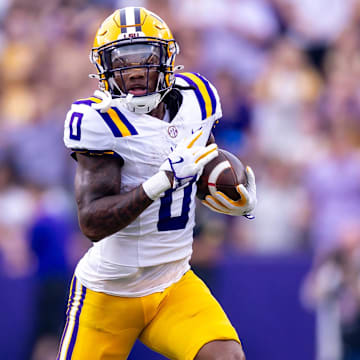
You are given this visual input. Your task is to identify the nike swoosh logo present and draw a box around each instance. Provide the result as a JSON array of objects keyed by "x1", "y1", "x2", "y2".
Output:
[
  {"x1": 191, "y1": 126, "x2": 203, "y2": 134},
  {"x1": 171, "y1": 157, "x2": 184, "y2": 165}
]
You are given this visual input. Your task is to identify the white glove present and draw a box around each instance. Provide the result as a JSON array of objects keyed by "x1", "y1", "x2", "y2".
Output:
[
  {"x1": 201, "y1": 166, "x2": 257, "y2": 219},
  {"x1": 142, "y1": 130, "x2": 218, "y2": 200},
  {"x1": 160, "y1": 130, "x2": 218, "y2": 189}
]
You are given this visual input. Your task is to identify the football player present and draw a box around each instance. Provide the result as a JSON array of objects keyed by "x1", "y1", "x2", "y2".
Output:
[{"x1": 58, "y1": 7, "x2": 256, "y2": 360}]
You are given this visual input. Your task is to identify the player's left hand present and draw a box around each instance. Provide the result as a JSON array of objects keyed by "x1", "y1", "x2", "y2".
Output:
[{"x1": 201, "y1": 166, "x2": 257, "y2": 219}]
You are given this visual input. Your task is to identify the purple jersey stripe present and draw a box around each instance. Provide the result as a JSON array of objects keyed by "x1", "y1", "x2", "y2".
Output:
[
  {"x1": 191, "y1": 73, "x2": 217, "y2": 116},
  {"x1": 100, "y1": 111, "x2": 123, "y2": 137},
  {"x1": 72, "y1": 98, "x2": 122, "y2": 137},
  {"x1": 111, "y1": 107, "x2": 138, "y2": 135},
  {"x1": 175, "y1": 74, "x2": 207, "y2": 120},
  {"x1": 73, "y1": 99, "x2": 93, "y2": 106},
  {"x1": 72, "y1": 96, "x2": 101, "y2": 106},
  {"x1": 72, "y1": 97, "x2": 137, "y2": 137}
]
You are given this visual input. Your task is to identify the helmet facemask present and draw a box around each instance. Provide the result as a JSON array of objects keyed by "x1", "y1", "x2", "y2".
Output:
[{"x1": 91, "y1": 38, "x2": 179, "y2": 114}]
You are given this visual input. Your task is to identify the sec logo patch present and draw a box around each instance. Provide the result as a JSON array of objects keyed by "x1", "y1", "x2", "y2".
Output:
[{"x1": 168, "y1": 126, "x2": 178, "y2": 138}]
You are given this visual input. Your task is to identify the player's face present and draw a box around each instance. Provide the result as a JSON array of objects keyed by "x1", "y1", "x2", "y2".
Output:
[{"x1": 110, "y1": 44, "x2": 163, "y2": 96}]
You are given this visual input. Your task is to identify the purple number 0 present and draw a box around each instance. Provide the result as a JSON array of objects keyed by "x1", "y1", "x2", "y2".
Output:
[
  {"x1": 157, "y1": 180, "x2": 195, "y2": 231},
  {"x1": 69, "y1": 112, "x2": 83, "y2": 141}
]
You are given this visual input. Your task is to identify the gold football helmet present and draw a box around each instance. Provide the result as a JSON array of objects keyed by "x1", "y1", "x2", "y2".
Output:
[{"x1": 90, "y1": 7, "x2": 180, "y2": 113}]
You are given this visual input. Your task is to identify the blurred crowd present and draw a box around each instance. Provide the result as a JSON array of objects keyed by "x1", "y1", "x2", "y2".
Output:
[{"x1": 1, "y1": 0, "x2": 360, "y2": 359}]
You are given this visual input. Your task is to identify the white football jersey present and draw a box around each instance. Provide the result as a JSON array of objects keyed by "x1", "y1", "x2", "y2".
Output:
[{"x1": 64, "y1": 73, "x2": 222, "y2": 295}]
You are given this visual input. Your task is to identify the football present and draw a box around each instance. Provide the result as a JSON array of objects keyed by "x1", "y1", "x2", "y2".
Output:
[{"x1": 196, "y1": 149, "x2": 247, "y2": 200}]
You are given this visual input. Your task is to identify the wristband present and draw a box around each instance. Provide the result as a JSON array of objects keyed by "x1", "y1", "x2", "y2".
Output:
[{"x1": 142, "y1": 171, "x2": 172, "y2": 200}]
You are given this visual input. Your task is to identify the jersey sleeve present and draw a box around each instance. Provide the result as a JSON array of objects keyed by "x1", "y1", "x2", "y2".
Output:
[
  {"x1": 175, "y1": 72, "x2": 223, "y2": 122},
  {"x1": 64, "y1": 101, "x2": 115, "y2": 155}
]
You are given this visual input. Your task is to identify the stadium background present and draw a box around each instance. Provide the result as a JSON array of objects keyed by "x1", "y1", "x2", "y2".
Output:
[{"x1": 1, "y1": 0, "x2": 360, "y2": 359}]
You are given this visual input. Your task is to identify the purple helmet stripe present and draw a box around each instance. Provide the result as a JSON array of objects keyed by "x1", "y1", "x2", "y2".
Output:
[
  {"x1": 120, "y1": 9, "x2": 127, "y2": 33},
  {"x1": 134, "y1": 7, "x2": 141, "y2": 31}
]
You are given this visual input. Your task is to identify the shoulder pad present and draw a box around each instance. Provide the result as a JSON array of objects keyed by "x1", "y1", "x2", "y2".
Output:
[
  {"x1": 64, "y1": 96, "x2": 139, "y2": 151},
  {"x1": 175, "y1": 72, "x2": 222, "y2": 121}
]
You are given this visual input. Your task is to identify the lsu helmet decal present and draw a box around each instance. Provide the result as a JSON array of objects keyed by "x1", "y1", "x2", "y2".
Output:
[{"x1": 90, "y1": 7, "x2": 180, "y2": 114}]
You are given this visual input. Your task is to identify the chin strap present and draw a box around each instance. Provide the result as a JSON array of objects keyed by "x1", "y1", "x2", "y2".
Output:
[
  {"x1": 91, "y1": 90, "x2": 112, "y2": 113},
  {"x1": 91, "y1": 90, "x2": 134, "y2": 113}
]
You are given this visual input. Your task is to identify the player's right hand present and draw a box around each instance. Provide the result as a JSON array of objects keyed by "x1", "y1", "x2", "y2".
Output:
[{"x1": 160, "y1": 130, "x2": 218, "y2": 189}]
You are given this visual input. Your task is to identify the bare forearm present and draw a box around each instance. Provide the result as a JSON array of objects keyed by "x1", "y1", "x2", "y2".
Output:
[
  {"x1": 79, "y1": 185, "x2": 153, "y2": 241},
  {"x1": 75, "y1": 154, "x2": 154, "y2": 241}
]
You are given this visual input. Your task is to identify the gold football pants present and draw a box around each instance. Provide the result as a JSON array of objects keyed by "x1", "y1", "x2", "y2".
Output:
[{"x1": 57, "y1": 270, "x2": 240, "y2": 360}]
